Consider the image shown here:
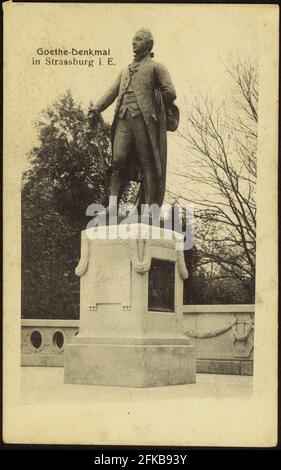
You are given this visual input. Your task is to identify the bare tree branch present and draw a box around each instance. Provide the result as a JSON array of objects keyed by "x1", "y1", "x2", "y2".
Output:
[{"x1": 174, "y1": 58, "x2": 257, "y2": 287}]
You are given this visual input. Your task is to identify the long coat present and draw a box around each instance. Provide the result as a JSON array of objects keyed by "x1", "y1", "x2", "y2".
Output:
[{"x1": 94, "y1": 55, "x2": 177, "y2": 206}]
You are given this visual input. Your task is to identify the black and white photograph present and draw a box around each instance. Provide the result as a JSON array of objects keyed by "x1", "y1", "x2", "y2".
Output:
[{"x1": 3, "y1": 2, "x2": 278, "y2": 446}]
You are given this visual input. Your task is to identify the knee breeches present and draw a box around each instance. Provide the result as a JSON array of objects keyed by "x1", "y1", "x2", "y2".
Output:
[{"x1": 113, "y1": 113, "x2": 154, "y2": 173}]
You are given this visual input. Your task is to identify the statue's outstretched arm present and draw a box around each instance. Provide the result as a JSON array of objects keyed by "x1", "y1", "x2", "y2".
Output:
[{"x1": 94, "y1": 71, "x2": 122, "y2": 113}]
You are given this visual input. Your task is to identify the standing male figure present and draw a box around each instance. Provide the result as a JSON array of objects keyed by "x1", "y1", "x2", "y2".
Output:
[{"x1": 90, "y1": 28, "x2": 178, "y2": 214}]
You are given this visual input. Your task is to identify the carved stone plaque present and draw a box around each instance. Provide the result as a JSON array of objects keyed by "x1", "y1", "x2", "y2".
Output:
[
  {"x1": 88, "y1": 244, "x2": 131, "y2": 307},
  {"x1": 148, "y1": 259, "x2": 175, "y2": 312}
]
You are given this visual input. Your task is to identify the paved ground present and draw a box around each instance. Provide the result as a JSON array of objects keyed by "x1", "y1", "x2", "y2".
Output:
[{"x1": 21, "y1": 367, "x2": 253, "y2": 404}]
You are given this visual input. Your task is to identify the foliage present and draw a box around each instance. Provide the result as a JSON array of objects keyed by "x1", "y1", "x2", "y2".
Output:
[{"x1": 22, "y1": 91, "x2": 111, "y2": 319}]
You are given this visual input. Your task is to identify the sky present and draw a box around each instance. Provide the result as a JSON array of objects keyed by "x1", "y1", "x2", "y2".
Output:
[{"x1": 5, "y1": 2, "x2": 263, "y2": 201}]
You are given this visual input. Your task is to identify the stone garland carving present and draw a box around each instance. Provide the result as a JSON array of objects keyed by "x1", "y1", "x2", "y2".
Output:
[
  {"x1": 184, "y1": 318, "x2": 254, "y2": 340},
  {"x1": 151, "y1": 239, "x2": 176, "y2": 249},
  {"x1": 130, "y1": 233, "x2": 189, "y2": 278},
  {"x1": 75, "y1": 234, "x2": 90, "y2": 277},
  {"x1": 75, "y1": 230, "x2": 190, "y2": 279},
  {"x1": 89, "y1": 238, "x2": 176, "y2": 249},
  {"x1": 173, "y1": 235, "x2": 189, "y2": 280},
  {"x1": 184, "y1": 318, "x2": 237, "y2": 339},
  {"x1": 176, "y1": 248, "x2": 189, "y2": 280},
  {"x1": 130, "y1": 238, "x2": 152, "y2": 274}
]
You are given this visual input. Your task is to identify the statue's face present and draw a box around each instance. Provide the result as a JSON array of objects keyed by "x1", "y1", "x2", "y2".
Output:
[{"x1": 132, "y1": 31, "x2": 149, "y2": 55}]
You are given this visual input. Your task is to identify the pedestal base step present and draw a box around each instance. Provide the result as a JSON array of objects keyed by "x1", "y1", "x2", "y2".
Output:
[{"x1": 64, "y1": 342, "x2": 196, "y2": 387}]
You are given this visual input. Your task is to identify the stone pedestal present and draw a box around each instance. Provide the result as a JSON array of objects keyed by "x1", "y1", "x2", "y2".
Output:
[{"x1": 64, "y1": 224, "x2": 196, "y2": 387}]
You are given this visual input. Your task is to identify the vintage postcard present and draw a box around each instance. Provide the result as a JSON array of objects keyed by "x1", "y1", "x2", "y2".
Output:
[{"x1": 3, "y1": 2, "x2": 278, "y2": 446}]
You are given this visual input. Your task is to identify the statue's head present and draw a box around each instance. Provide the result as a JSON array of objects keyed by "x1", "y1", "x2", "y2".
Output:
[{"x1": 132, "y1": 28, "x2": 154, "y2": 57}]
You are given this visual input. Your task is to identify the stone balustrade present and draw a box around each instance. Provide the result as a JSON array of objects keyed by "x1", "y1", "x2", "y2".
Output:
[
  {"x1": 183, "y1": 304, "x2": 254, "y2": 375},
  {"x1": 21, "y1": 319, "x2": 79, "y2": 367},
  {"x1": 21, "y1": 304, "x2": 254, "y2": 374}
]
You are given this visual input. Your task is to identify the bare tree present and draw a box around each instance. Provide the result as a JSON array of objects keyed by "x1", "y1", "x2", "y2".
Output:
[{"x1": 169, "y1": 58, "x2": 258, "y2": 292}]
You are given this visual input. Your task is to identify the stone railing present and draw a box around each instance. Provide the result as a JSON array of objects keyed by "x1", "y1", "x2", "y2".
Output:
[
  {"x1": 21, "y1": 304, "x2": 254, "y2": 374},
  {"x1": 21, "y1": 319, "x2": 79, "y2": 367},
  {"x1": 183, "y1": 304, "x2": 254, "y2": 375}
]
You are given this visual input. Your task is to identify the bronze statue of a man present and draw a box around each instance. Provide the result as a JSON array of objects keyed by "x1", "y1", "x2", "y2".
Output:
[{"x1": 91, "y1": 28, "x2": 178, "y2": 213}]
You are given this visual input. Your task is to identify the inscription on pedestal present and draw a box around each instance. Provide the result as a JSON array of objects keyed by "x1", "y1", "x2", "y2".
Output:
[
  {"x1": 148, "y1": 259, "x2": 175, "y2": 312},
  {"x1": 87, "y1": 245, "x2": 131, "y2": 307}
]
